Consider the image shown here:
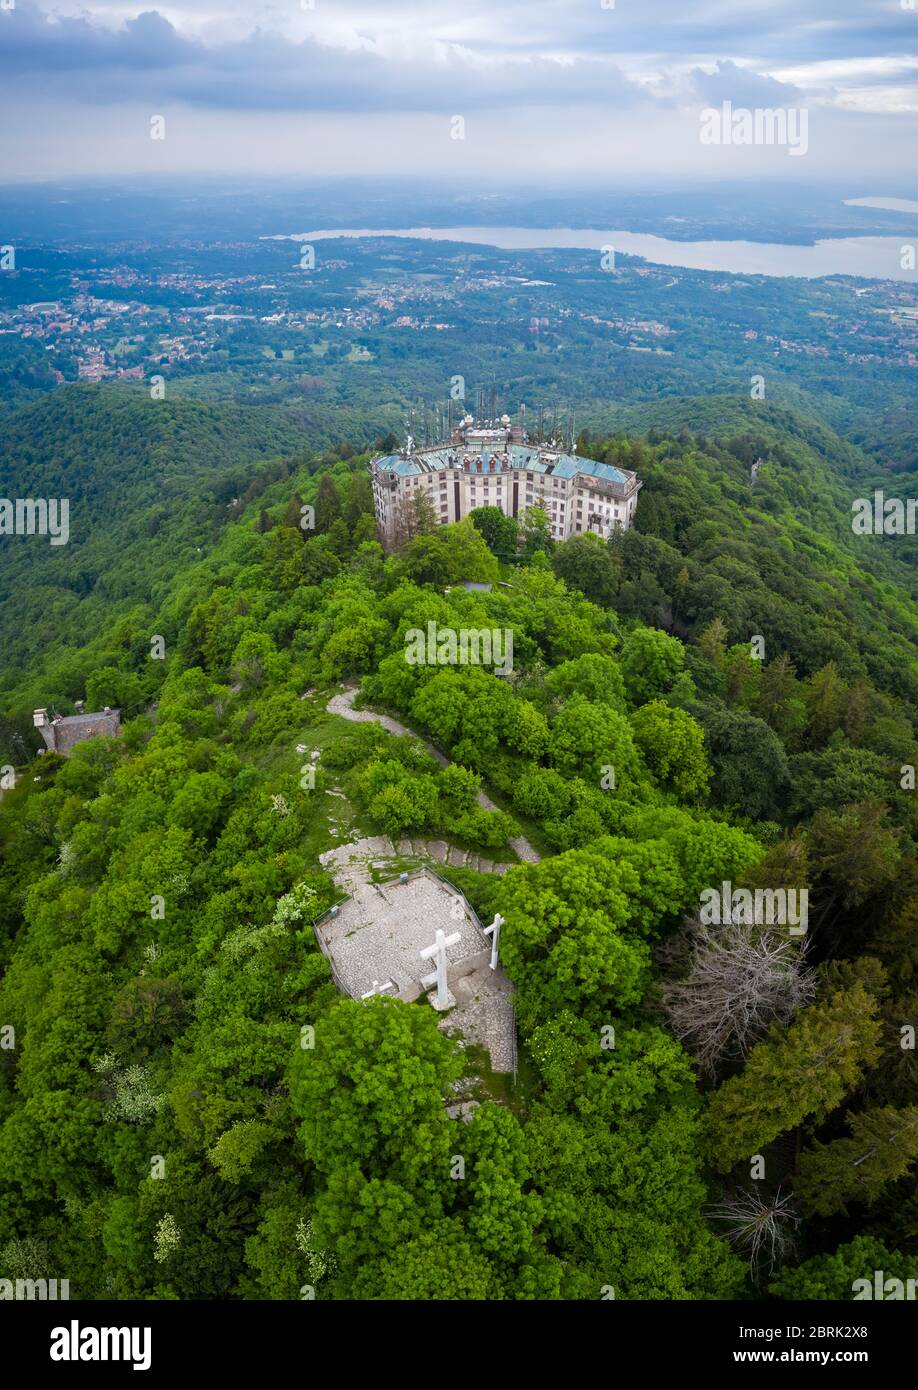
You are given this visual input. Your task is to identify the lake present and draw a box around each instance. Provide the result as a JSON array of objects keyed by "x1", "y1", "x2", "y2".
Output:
[{"x1": 267, "y1": 225, "x2": 918, "y2": 283}]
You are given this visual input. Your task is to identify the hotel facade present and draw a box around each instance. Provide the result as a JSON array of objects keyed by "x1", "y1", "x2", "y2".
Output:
[{"x1": 370, "y1": 413, "x2": 641, "y2": 549}]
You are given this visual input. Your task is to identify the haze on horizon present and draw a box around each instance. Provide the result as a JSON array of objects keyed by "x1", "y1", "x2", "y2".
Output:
[{"x1": 0, "y1": 0, "x2": 916, "y2": 187}]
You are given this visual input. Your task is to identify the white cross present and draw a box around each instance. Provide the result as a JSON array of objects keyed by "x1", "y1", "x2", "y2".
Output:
[
  {"x1": 361, "y1": 979, "x2": 396, "y2": 1000},
  {"x1": 483, "y1": 913, "x2": 504, "y2": 971},
  {"x1": 420, "y1": 928, "x2": 461, "y2": 1009}
]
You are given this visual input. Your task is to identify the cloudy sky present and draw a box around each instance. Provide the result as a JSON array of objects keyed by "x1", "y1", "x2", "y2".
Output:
[{"x1": 1, "y1": 0, "x2": 916, "y2": 182}]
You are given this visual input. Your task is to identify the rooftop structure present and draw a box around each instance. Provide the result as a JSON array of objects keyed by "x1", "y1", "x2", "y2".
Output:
[
  {"x1": 370, "y1": 410, "x2": 641, "y2": 548},
  {"x1": 34, "y1": 704, "x2": 121, "y2": 756}
]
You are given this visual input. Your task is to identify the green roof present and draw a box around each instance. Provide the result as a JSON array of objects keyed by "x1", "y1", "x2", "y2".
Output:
[{"x1": 374, "y1": 445, "x2": 630, "y2": 484}]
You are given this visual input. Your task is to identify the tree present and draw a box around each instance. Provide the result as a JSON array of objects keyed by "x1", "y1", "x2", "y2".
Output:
[
  {"x1": 409, "y1": 488, "x2": 439, "y2": 537},
  {"x1": 708, "y1": 1187, "x2": 800, "y2": 1280},
  {"x1": 697, "y1": 617, "x2": 729, "y2": 671},
  {"x1": 663, "y1": 919, "x2": 816, "y2": 1076},
  {"x1": 85, "y1": 667, "x2": 143, "y2": 713},
  {"x1": 314, "y1": 474, "x2": 342, "y2": 534},
  {"x1": 289, "y1": 997, "x2": 458, "y2": 1176},
  {"x1": 523, "y1": 1012, "x2": 746, "y2": 1299},
  {"x1": 230, "y1": 631, "x2": 284, "y2": 690},
  {"x1": 691, "y1": 704, "x2": 789, "y2": 821},
  {"x1": 351, "y1": 513, "x2": 379, "y2": 548},
  {"x1": 397, "y1": 521, "x2": 498, "y2": 587},
  {"x1": 512, "y1": 766, "x2": 573, "y2": 822},
  {"x1": 344, "y1": 472, "x2": 374, "y2": 529},
  {"x1": 704, "y1": 974, "x2": 884, "y2": 1172},
  {"x1": 803, "y1": 662, "x2": 846, "y2": 745},
  {"x1": 807, "y1": 801, "x2": 901, "y2": 911},
  {"x1": 242, "y1": 1195, "x2": 314, "y2": 1300},
  {"x1": 208, "y1": 1119, "x2": 275, "y2": 1183},
  {"x1": 630, "y1": 701, "x2": 711, "y2": 801},
  {"x1": 325, "y1": 518, "x2": 351, "y2": 558},
  {"x1": 168, "y1": 771, "x2": 231, "y2": 838},
  {"x1": 550, "y1": 695, "x2": 641, "y2": 787},
  {"x1": 788, "y1": 745, "x2": 891, "y2": 819},
  {"x1": 796, "y1": 1107, "x2": 918, "y2": 1217},
  {"x1": 770, "y1": 1236, "x2": 917, "y2": 1301},
  {"x1": 496, "y1": 841, "x2": 669, "y2": 1030},
  {"x1": 545, "y1": 653, "x2": 626, "y2": 712},
  {"x1": 107, "y1": 975, "x2": 187, "y2": 1059},
  {"x1": 283, "y1": 493, "x2": 305, "y2": 530},
  {"x1": 262, "y1": 527, "x2": 319, "y2": 591},
  {"x1": 550, "y1": 533, "x2": 620, "y2": 607},
  {"x1": 350, "y1": 1224, "x2": 499, "y2": 1300},
  {"x1": 614, "y1": 803, "x2": 762, "y2": 905},
  {"x1": 301, "y1": 537, "x2": 342, "y2": 585},
  {"x1": 469, "y1": 505, "x2": 518, "y2": 558},
  {"x1": 723, "y1": 643, "x2": 762, "y2": 709},
  {"x1": 506, "y1": 700, "x2": 550, "y2": 759},
  {"x1": 755, "y1": 652, "x2": 806, "y2": 742},
  {"x1": 619, "y1": 626, "x2": 685, "y2": 706},
  {"x1": 518, "y1": 506, "x2": 552, "y2": 558}
]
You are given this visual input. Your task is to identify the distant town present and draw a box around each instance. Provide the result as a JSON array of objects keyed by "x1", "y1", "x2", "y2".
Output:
[{"x1": 3, "y1": 237, "x2": 917, "y2": 403}]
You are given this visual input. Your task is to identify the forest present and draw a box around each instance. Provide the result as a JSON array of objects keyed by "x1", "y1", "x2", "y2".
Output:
[{"x1": 1, "y1": 389, "x2": 917, "y2": 1301}]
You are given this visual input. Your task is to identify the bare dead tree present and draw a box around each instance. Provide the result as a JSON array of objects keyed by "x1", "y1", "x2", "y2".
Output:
[
  {"x1": 662, "y1": 917, "x2": 815, "y2": 1076},
  {"x1": 708, "y1": 1186, "x2": 800, "y2": 1281}
]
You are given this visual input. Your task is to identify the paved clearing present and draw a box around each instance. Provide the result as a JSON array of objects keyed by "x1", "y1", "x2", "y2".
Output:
[{"x1": 317, "y1": 836, "x2": 518, "y2": 1073}]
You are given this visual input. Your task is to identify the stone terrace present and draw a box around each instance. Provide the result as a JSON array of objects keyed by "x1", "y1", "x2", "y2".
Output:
[
  {"x1": 317, "y1": 838, "x2": 517, "y2": 1072},
  {"x1": 316, "y1": 851, "x2": 487, "y2": 1003}
]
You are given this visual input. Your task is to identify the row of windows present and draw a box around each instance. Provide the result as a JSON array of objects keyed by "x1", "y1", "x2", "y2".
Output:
[
  {"x1": 387, "y1": 470, "x2": 631, "y2": 496},
  {"x1": 387, "y1": 484, "x2": 631, "y2": 524}
]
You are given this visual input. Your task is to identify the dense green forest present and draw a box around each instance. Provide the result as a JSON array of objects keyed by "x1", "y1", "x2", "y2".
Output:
[
  {"x1": 2, "y1": 388, "x2": 917, "y2": 1300},
  {"x1": 0, "y1": 386, "x2": 393, "y2": 736}
]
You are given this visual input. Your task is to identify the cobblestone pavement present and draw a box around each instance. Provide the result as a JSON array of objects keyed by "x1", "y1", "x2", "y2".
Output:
[
  {"x1": 442, "y1": 967, "x2": 518, "y2": 1073},
  {"x1": 325, "y1": 685, "x2": 541, "y2": 863}
]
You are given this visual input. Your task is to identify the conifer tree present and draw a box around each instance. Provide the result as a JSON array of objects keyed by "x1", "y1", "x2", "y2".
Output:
[
  {"x1": 796, "y1": 1107, "x2": 918, "y2": 1216},
  {"x1": 704, "y1": 975, "x2": 883, "y2": 1172}
]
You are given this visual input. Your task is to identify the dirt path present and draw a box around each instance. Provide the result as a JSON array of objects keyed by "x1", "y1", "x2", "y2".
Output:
[{"x1": 326, "y1": 685, "x2": 541, "y2": 863}]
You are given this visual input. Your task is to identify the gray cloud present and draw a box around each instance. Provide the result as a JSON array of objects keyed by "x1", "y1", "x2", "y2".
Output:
[
  {"x1": 0, "y1": 4, "x2": 652, "y2": 111},
  {"x1": 0, "y1": 0, "x2": 915, "y2": 179},
  {"x1": 690, "y1": 60, "x2": 804, "y2": 109},
  {"x1": 2, "y1": 0, "x2": 916, "y2": 113}
]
